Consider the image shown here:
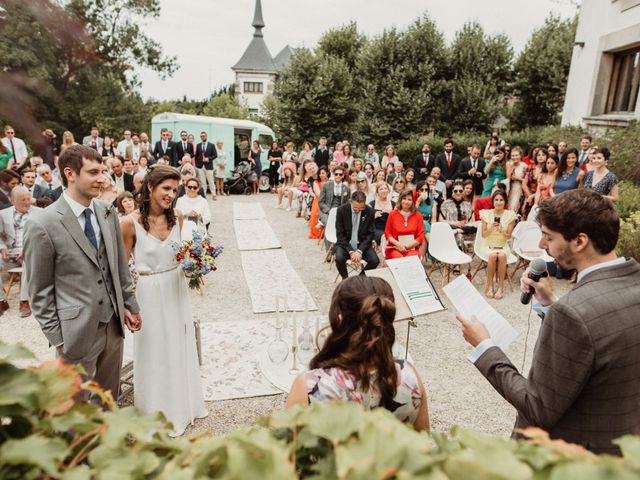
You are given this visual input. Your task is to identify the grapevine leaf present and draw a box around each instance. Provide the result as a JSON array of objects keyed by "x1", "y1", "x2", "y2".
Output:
[{"x1": 0, "y1": 436, "x2": 67, "y2": 476}]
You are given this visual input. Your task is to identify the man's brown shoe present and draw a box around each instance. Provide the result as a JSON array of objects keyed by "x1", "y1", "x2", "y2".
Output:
[
  {"x1": 19, "y1": 301, "x2": 31, "y2": 318},
  {"x1": 0, "y1": 300, "x2": 9, "y2": 315}
]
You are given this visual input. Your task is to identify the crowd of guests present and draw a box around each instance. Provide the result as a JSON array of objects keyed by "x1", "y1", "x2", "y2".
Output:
[
  {"x1": 0, "y1": 124, "x2": 225, "y2": 318},
  {"x1": 265, "y1": 133, "x2": 619, "y2": 299}
]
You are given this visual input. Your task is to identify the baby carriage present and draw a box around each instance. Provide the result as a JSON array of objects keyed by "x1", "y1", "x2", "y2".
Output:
[{"x1": 223, "y1": 161, "x2": 257, "y2": 195}]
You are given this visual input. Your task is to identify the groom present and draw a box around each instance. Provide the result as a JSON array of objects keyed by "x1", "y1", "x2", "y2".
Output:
[{"x1": 24, "y1": 144, "x2": 141, "y2": 398}]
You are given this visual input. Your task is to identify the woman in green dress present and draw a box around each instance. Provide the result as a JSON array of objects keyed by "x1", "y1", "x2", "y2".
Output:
[
  {"x1": 481, "y1": 146, "x2": 508, "y2": 197},
  {"x1": 0, "y1": 142, "x2": 13, "y2": 171}
]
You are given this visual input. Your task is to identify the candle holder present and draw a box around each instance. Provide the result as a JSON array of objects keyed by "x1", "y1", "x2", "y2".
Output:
[
  {"x1": 289, "y1": 345, "x2": 300, "y2": 374},
  {"x1": 267, "y1": 296, "x2": 288, "y2": 364}
]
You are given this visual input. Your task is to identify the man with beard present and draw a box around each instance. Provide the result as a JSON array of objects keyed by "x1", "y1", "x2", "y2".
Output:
[{"x1": 457, "y1": 190, "x2": 640, "y2": 455}]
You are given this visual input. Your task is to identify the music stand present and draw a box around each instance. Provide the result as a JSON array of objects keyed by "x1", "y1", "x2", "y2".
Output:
[{"x1": 366, "y1": 266, "x2": 444, "y2": 359}]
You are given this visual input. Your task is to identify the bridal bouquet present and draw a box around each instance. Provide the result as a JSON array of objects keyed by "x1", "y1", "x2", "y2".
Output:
[{"x1": 173, "y1": 232, "x2": 223, "y2": 290}]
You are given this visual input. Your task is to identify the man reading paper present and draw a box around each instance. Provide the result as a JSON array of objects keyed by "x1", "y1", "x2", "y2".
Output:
[{"x1": 457, "y1": 190, "x2": 640, "y2": 455}]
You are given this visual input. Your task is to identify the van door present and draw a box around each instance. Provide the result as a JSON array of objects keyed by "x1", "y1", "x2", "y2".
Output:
[{"x1": 234, "y1": 128, "x2": 251, "y2": 167}]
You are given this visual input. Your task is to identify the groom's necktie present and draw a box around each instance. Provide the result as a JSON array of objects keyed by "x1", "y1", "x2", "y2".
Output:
[{"x1": 83, "y1": 208, "x2": 98, "y2": 249}]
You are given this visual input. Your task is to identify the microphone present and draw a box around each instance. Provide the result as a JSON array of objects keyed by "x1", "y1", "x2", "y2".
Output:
[{"x1": 520, "y1": 257, "x2": 548, "y2": 305}]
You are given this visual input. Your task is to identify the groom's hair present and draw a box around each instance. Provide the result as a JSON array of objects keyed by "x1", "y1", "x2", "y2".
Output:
[{"x1": 58, "y1": 144, "x2": 103, "y2": 187}]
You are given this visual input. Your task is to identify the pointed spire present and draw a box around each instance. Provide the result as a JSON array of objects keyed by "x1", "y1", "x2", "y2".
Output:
[{"x1": 252, "y1": 0, "x2": 265, "y2": 37}]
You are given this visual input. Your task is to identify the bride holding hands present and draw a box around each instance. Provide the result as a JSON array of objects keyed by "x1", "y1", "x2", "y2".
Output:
[{"x1": 121, "y1": 166, "x2": 207, "y2": 436}]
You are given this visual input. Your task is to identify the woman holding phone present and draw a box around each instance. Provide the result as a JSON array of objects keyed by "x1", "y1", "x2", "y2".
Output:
[{"x1": 478, "y1": 190, "x2": 516, "y2": 299}]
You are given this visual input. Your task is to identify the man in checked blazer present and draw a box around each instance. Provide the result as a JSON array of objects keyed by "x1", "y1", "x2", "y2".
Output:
[
  {"x1": 458, "y1": 190, "x2": 640, "y2": 455},
  {"x1": 317, "y1": 165, "x2": 350, "y2": 227}
]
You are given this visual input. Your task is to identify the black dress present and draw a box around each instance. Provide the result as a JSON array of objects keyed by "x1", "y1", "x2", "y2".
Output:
[
  {"x1": 267, "y1": 149, "x2": 283, "y2": 187},
  {"x1": 369, "y1": 200, "x2": 396, "y2": 244}
]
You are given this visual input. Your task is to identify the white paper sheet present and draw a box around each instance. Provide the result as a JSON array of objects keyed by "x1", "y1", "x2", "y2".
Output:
[
  {"x1": 386, "y1": 256, "x2": 444, "y2": 316},
  {"x1": 398, "y1": 235, "x2": 414, "y2": 247},
  {"x1": 443, "y1": 276, "x2": 519, "y2": 351}
]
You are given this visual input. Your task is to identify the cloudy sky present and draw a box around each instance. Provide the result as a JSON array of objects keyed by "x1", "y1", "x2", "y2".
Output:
[{"x1": 138, "y1": 0, "x2": 578, "y2": 101}]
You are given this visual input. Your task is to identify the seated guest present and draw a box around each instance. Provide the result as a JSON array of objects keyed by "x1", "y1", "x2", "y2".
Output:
[
  {"x1": 275, "y1": 165, "x2": 296, "y2": 209},
  {"x1": 386, "y1": 160, "x2": 405, "y2": 185},
  {"x1": 440, "y1": 182, "x2": 474, "y2": 248},
  {"x1": 21, "y1": 168, "x2": 42, "y2": 204},
  {"x1": 333, "y1": 191, "x2": 379, "y2": 280},
  {"x1": 415, "y1": 180, "x2": 437, "y2": 257},
  {"x1": 583, "y1": 147, "x2": 618, "y2": 201},
  {"x1": 474, "y1": 182, "x2": 506, "y2": 221},
  {"x1": 116, "y1": 191, "x2": 136, "y2": 217},
  {"x1": 384, "y1": 189, "x2": 424, "y2": 260},
  {"x1": 355, "y1": 171, "x2": 374, "y2": 203},
  {"x1": 429, "y1": 167, "x2": 447, "y2": 200},
  {"x1": 317, "y1": 166, "x2": 349, "y2": 227},
  {"x1": 390, "y1": 175, "x2": 406, "y2": 203},
  {"x1": 0, "y1": 170, "x2": 20, "y2": 209},
  {"x1": 0, "y1": 186, "x2": 33, "y2": 317},
  {"x1": 461, "y1": 179, "x2": 476, "y2": 213},
  {"x1": 175, "y1": 177, "x2": 211, "y2": 230},
  {"x1": 404, "y1": 168, "x2": 417, "y2": 190},
  {"x1": 133, "y1": 171, "x2": 145, "y2": 192},
  {"x1": 286, "y1": 275, "x2": 429, "y2": 431},
  {"x1": 369, "y1": 182, "x2": 395, "y2": 245},
  {"x1": 478, "y1": 190, "x2": 516, "y2": 299},
  {"x1": 176, "y1": 165, "x2": 205, "y2": 199}
]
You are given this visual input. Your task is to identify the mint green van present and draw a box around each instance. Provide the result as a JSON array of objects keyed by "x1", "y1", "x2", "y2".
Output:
[{"x1": 151, "y1": 113, "x2": 276, "y2": 186}]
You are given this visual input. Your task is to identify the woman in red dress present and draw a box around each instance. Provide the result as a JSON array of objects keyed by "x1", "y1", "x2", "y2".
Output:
[
  {"x1": 309, "y1": 166, "x2": 329, "y2": 239},
  {"x1": 384, "y1": 189, "x2": 424, "y2": 260}
]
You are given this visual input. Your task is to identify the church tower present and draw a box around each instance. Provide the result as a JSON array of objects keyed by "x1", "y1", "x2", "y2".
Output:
[{"x1": 232, "y1": 0, "x2": 295, "y2": 115}]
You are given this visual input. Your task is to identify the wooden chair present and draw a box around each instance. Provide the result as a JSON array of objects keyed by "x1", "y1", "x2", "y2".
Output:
[{"x1": 3, "y1": 267, "x2": 22, "y2": 297}]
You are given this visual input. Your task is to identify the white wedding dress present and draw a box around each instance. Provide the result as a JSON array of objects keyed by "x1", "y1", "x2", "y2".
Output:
[{"x1": 132, "y1": 221, "x2": 208, "y2": 436}]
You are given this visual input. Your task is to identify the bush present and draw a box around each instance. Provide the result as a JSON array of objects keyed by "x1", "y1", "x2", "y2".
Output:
[
  {"x1": 2, "y1": 341, "x2": 640, "y2": 479},
  {"x1": 607, "y1": 121, "x2": 640, "y2": 187},
  {"x1": 617, "y1": 211, "x2": 640, "y2": 261}
]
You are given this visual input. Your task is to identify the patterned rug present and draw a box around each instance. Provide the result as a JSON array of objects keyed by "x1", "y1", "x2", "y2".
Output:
[
  {"x1": 233, "y1": 218, "x2": 281, "y2": 251},
  {"x1": 233, "y1": 202, "x2": 265, "y2": 220},
  {"x1": 199, "y1": 319, "x2": 282, "y2": 401},
  {"x1": 240, "y1": 249, "x2": 319, "y2": 313}
]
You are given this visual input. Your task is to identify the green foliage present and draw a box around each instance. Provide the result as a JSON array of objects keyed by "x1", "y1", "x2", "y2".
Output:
[
  {"x1": 202, "y1": 93, "x2": 250, "y2": 120},
  {"x1": 442, "y1": 22, "x2": 514, "y2": 134},
  {"x1": 2, "y1": 342, "x2": 640, "y2": 479},
  {"x1": 606, "y1": 121, "x2": 640, "y2": 187},
  {"x1": 316, "y1": 22, "x2": 367, "y2": 72},
  {"x1": 509, "y1": 15, "x2": 578, "y2": 128}
]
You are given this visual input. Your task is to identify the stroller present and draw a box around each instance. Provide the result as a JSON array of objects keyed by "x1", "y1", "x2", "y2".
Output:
[{"x1": 223, "y1": 161, "x2": 257, "y2": 195}]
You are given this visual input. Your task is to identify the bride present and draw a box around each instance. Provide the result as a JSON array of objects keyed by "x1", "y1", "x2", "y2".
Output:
[{"x1": 121, "y1": 165, "x2": 207, "y2": 436}]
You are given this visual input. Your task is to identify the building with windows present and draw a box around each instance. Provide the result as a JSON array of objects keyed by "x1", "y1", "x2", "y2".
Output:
[
  {"x1": 232, "y1": 0, "x2": 295, "y2": 116},
  {"x1": 562, "y1": 0, "x2": 640, "y2": 130}
]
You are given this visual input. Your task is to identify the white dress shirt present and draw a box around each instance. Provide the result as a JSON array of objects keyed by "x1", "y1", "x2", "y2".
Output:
[
  {"x1": 63, "y1": 193, "x2": 101, "y2": 248},
  {"x1": 1, "y1": 136, "x2": 28, "y2": 164},
  {"x1": 113, "y1": 173, "x2": 125, "y2": 192},
  {"x1": 117, "y1": 139, "x2": 132, "y2": 157}
]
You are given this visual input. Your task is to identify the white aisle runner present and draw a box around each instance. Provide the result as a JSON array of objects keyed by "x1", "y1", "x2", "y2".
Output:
[
  {"x1": 233, "y1": 219, "x2": 281, "y2": 250},
  {"x1": 233, "y1": 202, "x2": 266, "y2": 220},
  {"x1": 240, "y1": 249, "x2": 318, "y2": 313}
]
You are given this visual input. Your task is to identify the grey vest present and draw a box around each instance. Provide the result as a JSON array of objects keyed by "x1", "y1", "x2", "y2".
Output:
[
  {"x1": 331, "y1": 186, "x2": 345, "y2": 209},
  {"x1": 95, "y1": 238, "x2": 117, "y2": 323}
]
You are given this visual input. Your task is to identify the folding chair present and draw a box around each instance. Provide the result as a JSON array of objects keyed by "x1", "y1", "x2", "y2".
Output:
[
  {"x1": 324, "y1": 208, "x2": 338, "y2": 266},
  {"x1": 509, "y1": 221, "x2": 553, "y2": 281}
]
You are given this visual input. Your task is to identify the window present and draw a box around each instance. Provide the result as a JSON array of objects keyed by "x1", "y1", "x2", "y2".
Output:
[
  {"x1": 606, "y1": 47, "x2": 640, "y2": 113},
  {"x1": 243, "y1": 82, "x2": 263, "y2": 93}
]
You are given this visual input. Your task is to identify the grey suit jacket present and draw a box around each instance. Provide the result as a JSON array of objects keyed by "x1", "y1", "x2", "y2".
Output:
[
  {"x1": 475, "y1": 259, "x2": 640, "y2": 455},
  {"x1": 82, "y1": 135, "x2": 104, "y2": 150},
  {"x1": 319, "y1": 181, "x2": 350, "y2": 217},
  {"x1": 23, "y1": 196, "x2": 139, "y2": 358},
  {"x1": 0, "y1": 206, "x2": 34, "y2": 251}
]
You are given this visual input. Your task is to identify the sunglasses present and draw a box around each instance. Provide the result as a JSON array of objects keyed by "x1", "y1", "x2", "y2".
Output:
[
  {"x1": 187, "y1": 185, "x2": 198, "y2": 190},
  {"x1": 396, "y1": 180, "x2": 405, "y2": 183},
  {"x1": 334, "y1": 173, "x2": 344, "y2": 176},
  {"x1": 419, "y1": 188, "x2": 429, "y2": 192},
  {"x1": 453, "y1": 189, "x2": 463, "y2": 193}
]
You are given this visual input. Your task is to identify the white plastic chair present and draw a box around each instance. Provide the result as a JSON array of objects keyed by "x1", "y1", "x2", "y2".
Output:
[
  {"x1": 428, "y1": 223, "x2": 473, "y2": 287},
  {"x1": 181, "y1": 219, "x2": 199, "y2": 240},
  {"x1": 470, "y1": 221, "x2": 518, "y2": 291},
  {"x1": 324, "y1": 208, "x2": 338, "y2": 266},
  {"x1": 509, "y1": 221, "x2": 553, "y2": 281}
]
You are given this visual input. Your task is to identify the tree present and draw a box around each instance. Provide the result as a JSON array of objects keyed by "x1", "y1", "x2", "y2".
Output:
[
  {"x1": 272, "y1": 48, "x2": 358, "y2": 144},
  {"x1": 316, "y1": 22, "x2": 367, "y2": 72},
  {"x1": 0, "y1": 0, "x2": 175, "y2": 142},
  {"x1": 441, "y1": 22, "x2": 514, "y2": 133},
  {"x1": 509, "y1": 15, "x2": 577, "y2": 128},
  {"x1": 355, "y1": 15, "x2": 447, "y2": 146},
  {"x1": 202, "y1": 93, "x2": 250, "y2": 120}
]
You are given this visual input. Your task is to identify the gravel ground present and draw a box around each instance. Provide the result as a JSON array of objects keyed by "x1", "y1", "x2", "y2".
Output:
[{"x1": 0, "y1": 192, "x2": 572, "y2": 438}]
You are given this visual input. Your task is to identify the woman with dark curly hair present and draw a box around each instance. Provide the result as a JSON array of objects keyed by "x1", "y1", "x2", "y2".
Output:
[
  {"x1": 121, "y1": 165, "x2": 207, "y2": 436},
  {"x1": 286, "y1": 275, "x2": 429, "y2": 430}
]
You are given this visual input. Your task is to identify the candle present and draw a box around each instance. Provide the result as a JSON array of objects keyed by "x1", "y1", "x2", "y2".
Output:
[
  {"x1": 283, "y1": 296, "x2": 288, "y2": 330},
  {"x1": 292, "y1": 312, "x2": 298, "y2": 347},
  {"x1": 275, "y1": 296, "x2": 280, "y2": 328}
]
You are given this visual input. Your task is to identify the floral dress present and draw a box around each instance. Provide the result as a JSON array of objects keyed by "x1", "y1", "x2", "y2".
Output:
[{"x1": 304, "y1": 359, "x2": 422, "y2": 424}]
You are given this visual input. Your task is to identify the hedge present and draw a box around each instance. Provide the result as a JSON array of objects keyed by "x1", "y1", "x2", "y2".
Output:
[{"x1": 1, "y1": 341, "x2": 640, "y2": 479}]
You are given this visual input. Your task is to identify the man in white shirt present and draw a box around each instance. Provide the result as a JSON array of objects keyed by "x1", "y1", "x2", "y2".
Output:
[
  {"x1": 1, "y1": 125, "x2": 28, "y2": 170},
  {"x1": 116, "y1": 130, "x2": 132, "y2": 157},
  {"x1": 139, "y1": 132, "x2": 151, "y2": 153},
  {"x1": 364, "y1": 144, "x2": 380, "y2": 169},
  {"x1": 21, "y1": 168, "x2": 42, "y2": 204}
]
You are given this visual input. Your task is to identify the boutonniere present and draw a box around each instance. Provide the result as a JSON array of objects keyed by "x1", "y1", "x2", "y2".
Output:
[{"x1": 104, "y1": 205, "x2": 116, "y2": 219}]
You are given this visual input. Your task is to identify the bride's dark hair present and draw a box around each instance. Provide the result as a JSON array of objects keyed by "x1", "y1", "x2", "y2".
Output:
[
  {"x1": 310, "y1": 276, "x2": 398, "y2": 409},
  {"x1": 136, "y1": 165, "x2": 180, "y2": 232}
]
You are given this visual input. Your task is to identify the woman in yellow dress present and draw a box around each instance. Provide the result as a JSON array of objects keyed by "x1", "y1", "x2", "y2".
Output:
[{"x1": 479, "y1": 190, "x2": 516, "y2": 299}]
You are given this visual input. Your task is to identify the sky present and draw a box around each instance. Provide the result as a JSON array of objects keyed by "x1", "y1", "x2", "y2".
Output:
[{"x1": 138, "y1": 0, "x2": 578, "y2": 101}]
